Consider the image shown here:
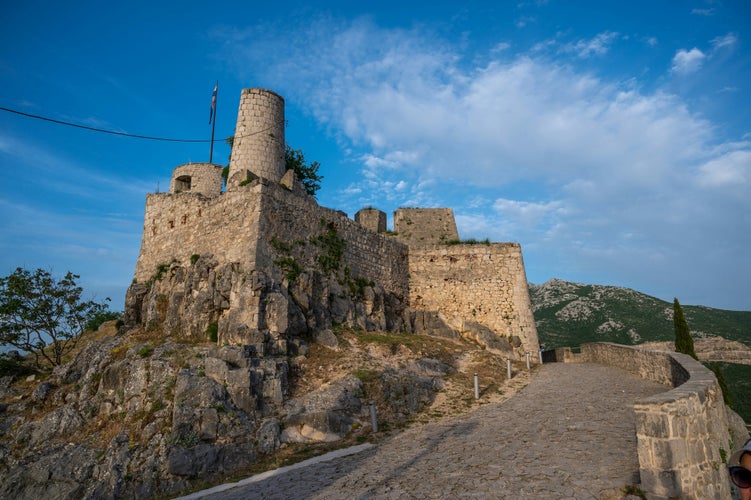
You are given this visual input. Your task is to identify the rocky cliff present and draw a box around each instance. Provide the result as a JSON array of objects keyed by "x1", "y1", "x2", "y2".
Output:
[{"x1": 0, "y1": 311, "x2": 521, "y2": 498}]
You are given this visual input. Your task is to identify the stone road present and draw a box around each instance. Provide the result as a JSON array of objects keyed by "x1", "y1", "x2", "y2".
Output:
[{"x1": 195, "y1": 363, "x2": 667, "y2": 499}]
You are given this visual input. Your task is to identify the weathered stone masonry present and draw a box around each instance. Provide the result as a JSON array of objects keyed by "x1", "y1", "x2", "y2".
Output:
[
  {"x1": 126, "y1": 87, "x2": 539, "y2": 361},
  {"x1": 408, "y1": 243, "x2": 539, "y2": 355}
]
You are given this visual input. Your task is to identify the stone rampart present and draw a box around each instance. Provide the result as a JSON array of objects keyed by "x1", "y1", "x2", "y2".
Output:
[
  {"x1": 580, "y1": 342, "x2": 732, "y2": 499},
  {"x1": 408, "y1": 243, "x2": 539, "y2": 356},
  {"x1": 133, "y1": 189, "x2": 262, "y2": 283},
  {"x1": 130, "y1": 176, "x2": 410, "y2": 343},
  {"x1": 254, "y1": 180, "x2": 409, "y2": 300}
]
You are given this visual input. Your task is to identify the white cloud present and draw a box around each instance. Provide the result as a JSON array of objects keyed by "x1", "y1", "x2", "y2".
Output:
[
  {"x1": 515, "y1": 16, "x2": 536, "y2": 28},
  {"x1": 216, "y1": 18, "x2": 751, "y2": 309},
  {"x1": 671, "y1": 47, "x2": 706, "y2": 74},
  {"x1": 491, "y1": 42, "x2": 511, "y2": 54},
  {"x1": 697, "y1": 149, "x2": 751, "y2": 189},
  {"x1": 565, "y1": 31, "x2": 619, "y2": 58},
  {"x1": 691, "y1": 8, "x2": 715, "y2": 16},
  {"x1": 710, "y1": 32, "x2": 738, "y2": 52}
]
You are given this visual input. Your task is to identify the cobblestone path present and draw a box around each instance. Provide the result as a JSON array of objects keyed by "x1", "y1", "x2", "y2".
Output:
[{"x1": 197, "y1": 363, "x2": 667, "y2": 499}]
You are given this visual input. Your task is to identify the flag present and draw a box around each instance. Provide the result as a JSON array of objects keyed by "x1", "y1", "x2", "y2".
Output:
[{"x1": 209, "y1": 82, "x2": 217, "y2": 124}]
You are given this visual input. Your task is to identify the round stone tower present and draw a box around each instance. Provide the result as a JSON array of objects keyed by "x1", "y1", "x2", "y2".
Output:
[
  {"x1": 169, "y1": 163, "x2": 223, "y2": 197},
  {"x1": 227, "y1": 88, "x2": 285, "y2": 188}
]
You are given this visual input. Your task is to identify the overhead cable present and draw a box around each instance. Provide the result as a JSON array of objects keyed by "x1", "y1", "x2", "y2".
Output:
[{"x1": 0, "y1": 106, "x2": 270, "y2": 143}]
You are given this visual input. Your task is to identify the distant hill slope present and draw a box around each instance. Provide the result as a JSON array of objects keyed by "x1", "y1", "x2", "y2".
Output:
[
  {"x1": 529, "y1": 278, "x2": 751, "y2": 350},
  {"x1": 529, "y1": 279, "x2": 751, "y2": 424}
]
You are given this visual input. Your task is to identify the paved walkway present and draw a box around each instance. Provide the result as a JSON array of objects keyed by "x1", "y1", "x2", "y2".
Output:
[{"x1": 195, "y1": 363, "x2": 667, "y2": 499}]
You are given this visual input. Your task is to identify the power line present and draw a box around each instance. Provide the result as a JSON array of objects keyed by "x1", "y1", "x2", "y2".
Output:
[{"x1": 1, "y1": 106, "x2": 216, "y2": 143}]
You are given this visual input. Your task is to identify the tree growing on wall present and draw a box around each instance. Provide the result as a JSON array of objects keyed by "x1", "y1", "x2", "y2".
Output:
[
  {"x1": 284, "y1": 145, "x2": 323, "y2": 198},
  {"x1": 0, "y1": 267, "x2": 111, "y2": 368},
  {"x1": 673, "y1": 297, "x2": 698, "y2": 360}
]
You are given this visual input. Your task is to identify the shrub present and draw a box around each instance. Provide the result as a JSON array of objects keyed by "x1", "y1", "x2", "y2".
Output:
[
  {"x1": 137, "y1": 345, "x2": 154, "y2": 358},
  {"x1": 206, "y1": 322, "x2": 219, "y2": 343},
  {"x1": 86, "y1": 310, "x2": 123, "y2": 331}
]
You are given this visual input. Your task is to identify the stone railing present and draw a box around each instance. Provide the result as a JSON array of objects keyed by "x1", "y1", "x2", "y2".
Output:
[{"x1": 578, "y1": 342, "x2": 731, "y2": 499}]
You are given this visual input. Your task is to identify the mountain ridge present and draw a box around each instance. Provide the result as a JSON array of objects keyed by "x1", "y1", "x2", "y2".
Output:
[{"x1": 529, "y1": 278, "x2": 751, "y2": 350}]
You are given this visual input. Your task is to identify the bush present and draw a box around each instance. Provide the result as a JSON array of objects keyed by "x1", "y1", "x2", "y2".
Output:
[
  {"x1": 0, "y1": 353, "x2": 35, "y2": 377},
  {"x1": 206, "y1": 322, "x2": 219, "y2": 343},
  {"x1": 86, "y1": 310, "x2": 123, "y2": 331}
]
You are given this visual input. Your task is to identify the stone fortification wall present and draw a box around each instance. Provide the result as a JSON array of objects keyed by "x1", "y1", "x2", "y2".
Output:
[
  {"x1": 228, "y1": 88, "x2": 285, "y2": 187},
  {"x1": 133, "y1": 189, "x2": 262, "y2": 283},
  {"x1": 394, "y1": 208, "x2": 459, "y2": 246},
  {"x1": 580, "y1": 342, "x2": 732, "y2": 500},
  {"x1": 169, "y1": 163, "x2": 223, "y2": 197},
  {"x1": 408, "y1": 243, "x2": 539, "y2": 357},
  {"x1": 130, "y1": 177, "x2": 410, "y2": 342},
  {"x1": 255, "y1": 182, "x2": 409, "y2": 300}
]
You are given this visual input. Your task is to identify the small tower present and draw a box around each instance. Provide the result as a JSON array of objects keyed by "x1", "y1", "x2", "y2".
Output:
[
  {"x1": 169, "y1": 163, "x2": 223, "y2": 197},
  {"x1": 227, "y1": 88, "x2": 285, "y2": 189},
  {"x1": 355, "y1": 208, "x2": 387, "y2": 233}
]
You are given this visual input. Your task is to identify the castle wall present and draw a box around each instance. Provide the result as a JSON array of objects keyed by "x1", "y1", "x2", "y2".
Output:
[
  {"x1": 131, "y1": 88, "x2": 536, "y2": 359},
  {"x1": 255, "y1": 182, "x2": 409, "y2": 300},
  {"x1": 394, "y1": 208, "x2": 459, "y2": 246},
  {"x1": 133, "y1": 189, "x2": 262, "y2": 283},
  {"x1": 408, "y1": 243, "x2": 539, "y2": 356},
  {"x1": 132, "y1": 179, "x2": 410, "y2": 329}
]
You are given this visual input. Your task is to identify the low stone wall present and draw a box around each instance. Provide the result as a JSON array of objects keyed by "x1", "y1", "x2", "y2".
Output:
[{"x1": 580, "y1": 342, "x2": 731, "y2": 499}]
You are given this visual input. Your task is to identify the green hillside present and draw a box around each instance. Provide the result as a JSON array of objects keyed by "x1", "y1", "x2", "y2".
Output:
[
  {"x1": 529, "y1": 278, "x2": 751, "y2": 424},
  {"x1": 529, "y1": 278, "x2": 751, "y2": 350}
]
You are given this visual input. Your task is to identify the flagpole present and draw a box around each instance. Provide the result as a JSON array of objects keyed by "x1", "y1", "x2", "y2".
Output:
[{"x1": 209, "y1": 81, "x2": 218, "y2": 164}]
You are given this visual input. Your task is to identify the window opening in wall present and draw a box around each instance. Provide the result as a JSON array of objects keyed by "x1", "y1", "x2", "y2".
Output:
[{"x1": 175, "y1": 175, "x2": 192, "y2": 191}]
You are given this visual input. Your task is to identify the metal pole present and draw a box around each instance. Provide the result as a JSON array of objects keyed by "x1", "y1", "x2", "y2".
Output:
[
  {"x1": 507, "y1": 359, "x2": 512, "y2": 379},
  {"x1": 473, "y1": 373, "x2": 480, "y2": 399},
  {"x1": 526, "y1": 352, "x2": 531, "y2": 370},
  {"x1": 209, "y1": 81, "x2": 218, "y2": 164},
  {"x1": 369, "y1": 400, "x2": 378, "y2": 433},
  {"x1": 539, "y1": 349, "x2": 544, "y2": 364}
]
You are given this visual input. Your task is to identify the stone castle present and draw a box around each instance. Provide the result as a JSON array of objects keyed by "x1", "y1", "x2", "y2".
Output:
[{"x1": 124, "y1": 88, "x2": 539, "y2": 359}]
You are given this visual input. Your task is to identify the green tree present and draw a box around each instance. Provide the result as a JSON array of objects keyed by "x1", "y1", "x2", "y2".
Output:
[
  {"x1": 0, "y1": 267, "x2": 111, "y2": 368},
  {"x1": 285, "y1": 145, "x2": 323, "y2": 197},
  {"x1": 673, "y1": 297, "x2": 697, "y2": 360},
  {"x1": 706, "y1": 362, "x2": 732, "y2": 407}
]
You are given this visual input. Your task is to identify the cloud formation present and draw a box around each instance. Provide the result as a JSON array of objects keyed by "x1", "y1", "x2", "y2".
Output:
[
  {"x1": 671, "y1": 47, "x2": 706, "y2": 74},
  {"x1": 216, "y1": 18, "x2": 750, "y2": 308}
]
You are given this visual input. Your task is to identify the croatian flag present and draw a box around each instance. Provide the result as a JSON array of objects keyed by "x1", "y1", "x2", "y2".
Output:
[{"x1": 209, "y1": 82, "x2": 217, "y2": 124}]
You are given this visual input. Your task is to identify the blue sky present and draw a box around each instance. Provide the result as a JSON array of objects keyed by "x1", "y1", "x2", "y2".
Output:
[{"x1": 1, "y1": 0, "x2": 749, "y2": 311}]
